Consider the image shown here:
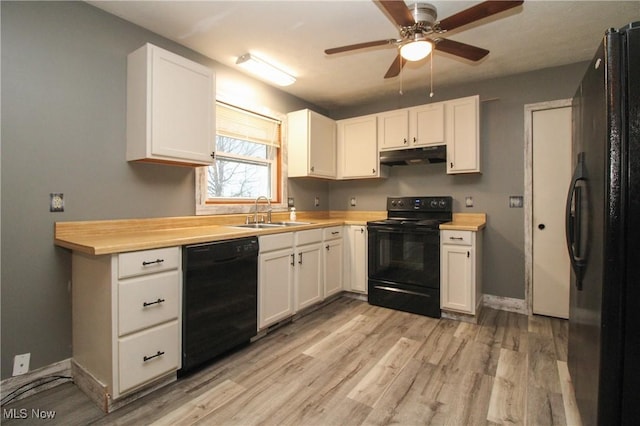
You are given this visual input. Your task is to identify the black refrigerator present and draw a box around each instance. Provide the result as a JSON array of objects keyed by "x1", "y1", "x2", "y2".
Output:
[{"x1": 566, "y1": 22, "x2": 639, "y2": 425}]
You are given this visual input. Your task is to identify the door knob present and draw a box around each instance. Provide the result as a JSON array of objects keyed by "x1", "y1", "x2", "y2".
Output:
[{"x1": 538, "y1": 224, "x2": 546, "y2": 230}]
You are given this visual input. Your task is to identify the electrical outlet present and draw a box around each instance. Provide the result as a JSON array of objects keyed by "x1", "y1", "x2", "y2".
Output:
[
  {"x1": 509, "y1": 196, "x2": 523, "y2": 208},
  {"x1": 314, "y1": 196, "x2": 320, "y2": 207},
  {"x1": 50, "y1": 193, "x2": 64, "y2": 212},
  {"x1": 287, "y1": 197, "x2": 295, "y2": 207},
  {"x1": 465, "y1": 196, "x2": 474, "y2": 208},
  {"x1": 350, "y1": 197, "x2": 357, "y2": 207},
  {"x1": 13, "y1": 353, "x2": 30, "y2": 376}
]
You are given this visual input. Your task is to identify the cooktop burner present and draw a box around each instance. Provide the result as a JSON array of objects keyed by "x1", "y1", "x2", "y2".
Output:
[{"x1": 369, "y1": 196, "x2": 453, "y2": 228}]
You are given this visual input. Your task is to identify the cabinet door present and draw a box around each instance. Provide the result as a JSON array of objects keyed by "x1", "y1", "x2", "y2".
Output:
[
  {"x1": 378, "y1": 109, "x2": 409, "y2": 150},
  {"x1": 295, "y1": 243, "x2": 323, "y2": 311},
  {"x1": 410, "y1": 103, "x2": 445, "y2": 146},
  {"x1": 127, "y1": 44, "x2": 214, "y2": 166},
  {"x1": 338, "y1": 116, "x2": 380, "y2": 178},
  {"x1": 446, "y1": 95, "x2": 480, "y2": 174},
  {"x1": 441, "y1": 244, "x2": 474, "y2": 313},
  {"x1": 349, "y1": 226, "x2": 368, "y2": 293},
  {"x1": 308, "y1": 111, "x2": 337, "y2": 178},
  {"x1": 259, "y1": 248, "x2": 295, "y2": 329},
  {"x1": 324, "y1": 239, "x2": 343, "y2": 297}
]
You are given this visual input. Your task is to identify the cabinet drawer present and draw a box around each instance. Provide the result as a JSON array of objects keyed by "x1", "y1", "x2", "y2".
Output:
[
  {"x1": 118, "y1": 271, "x2": 180, "y2": 336},
  {"x1": 441, "y1": 230, "x2": 472, "y2": 246},
  {"x1": 323, "y1": 226, "x2": 343, "y2": 240},
  {"x1": 119, "y1": 247, "x2": 179, "y2": 279},
  {"x1": 259, "y1": 232, "x2": 294, "y2": 252},
  {"x1": 118, "y1": 321, "x2": 179, "y2": 394},
  {"x1": 296, "y1": 229, "x2": 323, "y2": 245}
]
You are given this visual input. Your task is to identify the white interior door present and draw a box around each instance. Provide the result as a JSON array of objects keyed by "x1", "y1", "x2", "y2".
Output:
[{"x1": 532, "y1": 107, "x2": 571, "y2": 318}]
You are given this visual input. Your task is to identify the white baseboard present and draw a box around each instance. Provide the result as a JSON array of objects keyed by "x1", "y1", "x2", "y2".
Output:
[
  {"x1": 0, "y1": 358, "x2": 72, "y2": 404},
  {"x1": 483, "y1": 294, "x2": 528, "y2": 314}
]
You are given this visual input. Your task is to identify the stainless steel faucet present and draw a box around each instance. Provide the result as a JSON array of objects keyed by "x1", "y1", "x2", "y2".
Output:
[{"x1": 254, "y1": 196, "x2": 272, "y2": 223}]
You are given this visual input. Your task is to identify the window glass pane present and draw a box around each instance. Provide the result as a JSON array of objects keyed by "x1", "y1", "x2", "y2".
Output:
[
  {"x1": 208, "y1": 158, "x2": 271, "y2": 199},
  {"x1": 216, "y1": 136, "x2": 269, "y2": 160}
]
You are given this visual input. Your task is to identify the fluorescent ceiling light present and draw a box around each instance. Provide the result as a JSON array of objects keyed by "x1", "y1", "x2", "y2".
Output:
[
  {"x1": 236, "y1": 53, "x2": 296, "y2": 86},
  {"x1": 400, "y1": 40, "x2": 433, "y2": 62}
]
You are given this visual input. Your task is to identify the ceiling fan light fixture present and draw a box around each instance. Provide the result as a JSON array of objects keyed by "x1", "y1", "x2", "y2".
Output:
[
  {"x1": 400, "y1": 40, "x2": 432, "y2": 61},
  {"x1": 236, "y1": 53, "x2": 296, "y2": 86}
]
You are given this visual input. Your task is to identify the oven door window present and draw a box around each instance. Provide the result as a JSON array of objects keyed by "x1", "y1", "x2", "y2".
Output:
[{"x1": 368, "y1": 227, "x2": 440, "y2": 288}]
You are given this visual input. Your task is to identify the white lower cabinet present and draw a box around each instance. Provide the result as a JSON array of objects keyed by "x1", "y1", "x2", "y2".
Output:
[
  {"x1": 440, "y1": 230, "x2": 483, "y2": 315},
  {"x1": 344, "y1": 225, "x2": 368, "y2": 293},
  {"x1": 258, "y1": 230, "x2": 324, "y2": 329},
  {"x1": 71, "y1": 247, "x2": 182, "y2": 411},
  {"x1": 323, "y1": 226, "x2": 344, "y2": 298},
  {"x1": 294, "y1": 230, "x2": 323, "y2": 311},
  {"x1": 258, "y1": 233, "x2": 295, "y2": 329}
]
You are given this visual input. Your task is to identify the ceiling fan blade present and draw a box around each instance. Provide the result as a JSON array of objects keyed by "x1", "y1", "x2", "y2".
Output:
[
  {"x1": 439, "y1": 0, "x2": 524, "y2": 32},
  {"x1": 325, "y1": 39, "x2": 395, "y2": 55},
  {"x1": 384, "y1": 54, "x2": 407, "y2": 79},
  {"x1": 434, "y1": 38, "x2": 489, "y2": 61},
  {"x1": 375, "y1": 0, "x2": 415, "y2": 27}
]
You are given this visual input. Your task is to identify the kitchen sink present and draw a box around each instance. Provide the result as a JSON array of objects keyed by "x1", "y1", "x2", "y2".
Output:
[
  {"x1": 231, "y1": 223, "x2": 285, "y2": 229},
  {"x1": 231, "y1": 221, "x2": 311, "y2": 229}
]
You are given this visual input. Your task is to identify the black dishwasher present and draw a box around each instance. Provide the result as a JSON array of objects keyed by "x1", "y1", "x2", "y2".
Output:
[{"x1": 180, "y1": 237, "x2": 258, "y2": 374}]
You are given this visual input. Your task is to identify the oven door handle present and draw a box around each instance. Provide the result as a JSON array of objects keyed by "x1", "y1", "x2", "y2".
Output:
[{"x1": 367, "y1": 225, "x2": 440, "y2": 234}]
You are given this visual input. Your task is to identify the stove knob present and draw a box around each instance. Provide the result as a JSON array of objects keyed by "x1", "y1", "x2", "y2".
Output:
[
  {"x1": 390, "y1": 200, "x2": 397, "y2": 207},
  {"x1": 398, "y1": 200, "x2": 404, "y2": 207},
  {"x1": 430, "y1": 200, "x2": 438, "y2": 208},
  {"x1": 439, "y1": 200, "x2": 447, "y2": 208}
]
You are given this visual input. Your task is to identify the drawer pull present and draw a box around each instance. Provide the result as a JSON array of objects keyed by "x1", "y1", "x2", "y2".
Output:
[
  {"x1": 331, "y1": 231, "x2": 340, "y2": 235},
  {"x1": 142, "y1": 298, "x2": 165, "y2": 308},
  {"x1": 143, "y1": 350, "x2": 165, "y2": 362},
  {"x1": 449, "y1": 237, "x2": 464, "y2": 240},
  {"x1": 142, "y1": 259, "x2": 164, "y2": 266}
]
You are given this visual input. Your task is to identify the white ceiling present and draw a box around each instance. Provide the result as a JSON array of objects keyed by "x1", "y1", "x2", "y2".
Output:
[{"x1": 89, "y1": 0, "x2": 639, "y2": 110}]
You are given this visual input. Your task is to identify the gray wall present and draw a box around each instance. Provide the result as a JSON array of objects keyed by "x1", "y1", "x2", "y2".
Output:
[
  {"x1": 1, "y1": 1, "x2": 588, "y2": 379},
  {"x1": 0, "y1": 1, "x2": 320, "y2": 379},
  {"x1": 328, "y1": 62, "x2": 588, "y2": 300}
]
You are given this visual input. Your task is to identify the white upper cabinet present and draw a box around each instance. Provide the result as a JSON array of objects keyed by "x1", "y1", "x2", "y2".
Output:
[
  {"x1": 127, "y1": 43, "x2": 215, "y2": 166},
  {"x1": 410, "y1": 102, "x2": 445, "y2": 147},
  {"x1": 378, "y1": 109, "x2": 410, "y2": 150},
  {"x1": 287, "y1": 109, "x2": 337, "y2": 178},
  {"x1": 378, "y1": 102, "x2": 445, "y2": 151},
  {"x1": 445, "y1": 95, "x2": 480, "y2": 174},
  {"x1": 337, "y1": 115, "x2": 387, "y2": 179}
]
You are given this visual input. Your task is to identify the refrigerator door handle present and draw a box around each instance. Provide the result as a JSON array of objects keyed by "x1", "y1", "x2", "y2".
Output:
[{"x1": 565, "y1": 152, "x2": 586, "y2": 289}]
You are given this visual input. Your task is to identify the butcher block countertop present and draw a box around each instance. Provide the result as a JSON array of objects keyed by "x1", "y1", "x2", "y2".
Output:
[
  {"x1": 55, "y1": 211, "x2": 486, "y2": 255},
  {"x1": 54, "y1": 211, "x2": 386, "y2": 255},
  {"x1": 440, "y1": 213, "x2": 487, "y2": 231}
]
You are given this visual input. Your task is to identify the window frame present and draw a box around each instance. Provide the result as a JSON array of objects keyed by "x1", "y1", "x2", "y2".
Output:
[{"x1": 196, "y1": 101, "x2": 288, "y2": 216}]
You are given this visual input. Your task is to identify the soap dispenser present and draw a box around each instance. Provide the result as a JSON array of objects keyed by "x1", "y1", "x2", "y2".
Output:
[{"x1": 289, "y1": 207, "x2": 297, "y2": 221}]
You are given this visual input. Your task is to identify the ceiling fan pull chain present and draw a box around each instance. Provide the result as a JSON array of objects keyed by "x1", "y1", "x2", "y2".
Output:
[
  {"x1": 399, "y1": 48, "x2": 404, "y2": 96},
  {"x1": 429, "y1": 50, "x2": 434, "y2": 98}
]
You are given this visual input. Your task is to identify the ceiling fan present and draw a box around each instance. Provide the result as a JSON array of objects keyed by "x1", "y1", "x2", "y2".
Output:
[{"x1": 325, "y1": 0, "x2": 524, "y2": 79}]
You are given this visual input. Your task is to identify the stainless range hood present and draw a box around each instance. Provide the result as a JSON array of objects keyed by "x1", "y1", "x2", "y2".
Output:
[{"x1": 379, "y1": 145, "x2": 446, "y2": 166}]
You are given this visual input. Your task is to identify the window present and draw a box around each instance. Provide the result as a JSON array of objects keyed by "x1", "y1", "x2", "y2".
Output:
[{"x1": 196, "y1": 102, "x2": 285, "y2": 214}]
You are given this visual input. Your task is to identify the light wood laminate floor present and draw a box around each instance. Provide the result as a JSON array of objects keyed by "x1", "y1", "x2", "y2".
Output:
[{"x1": 2, "y1": 297, "x2": 582, "y2": 425}]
